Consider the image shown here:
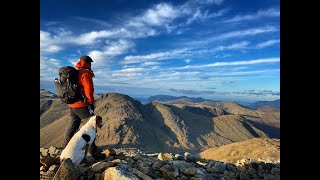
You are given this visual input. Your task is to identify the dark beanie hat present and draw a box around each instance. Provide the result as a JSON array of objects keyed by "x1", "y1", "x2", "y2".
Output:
[{"x1": 80, "y1": 55, "x2": 93, "y2": 63}]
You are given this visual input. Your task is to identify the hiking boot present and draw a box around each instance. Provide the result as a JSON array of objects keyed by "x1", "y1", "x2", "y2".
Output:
[
  {"x1": 87, "y1": 151, "x2": 106, "y2": 160},
  {"x1": 92, "y1": 153, "x2": 106, "y2": 160},
  {"x1": 89, "y1": 143, "x2": 102, "y2": 155}
]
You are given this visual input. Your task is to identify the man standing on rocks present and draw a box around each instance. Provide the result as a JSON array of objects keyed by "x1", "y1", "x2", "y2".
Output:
[{"x1": 61, "y1": 55, "x2": 103, "y2": 159}]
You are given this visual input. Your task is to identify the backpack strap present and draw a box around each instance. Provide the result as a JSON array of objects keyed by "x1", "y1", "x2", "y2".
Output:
[{"x1": 78, "y1": 68, "x2": 95, "y2": 77}]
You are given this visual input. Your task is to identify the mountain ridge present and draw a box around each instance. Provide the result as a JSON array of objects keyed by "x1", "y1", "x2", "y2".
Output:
[{"x1": 40, "y1": 89, "x2": 279, "y2": 153}]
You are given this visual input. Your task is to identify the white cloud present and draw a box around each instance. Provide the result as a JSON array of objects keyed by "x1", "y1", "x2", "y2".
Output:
[
  {"x1": 205, "y1": 0, "x2": 224, "y2": 5},
  {"x1": 188, "y1": 26, "x2": 278, "y2": 46},
  {"x1": 120, "y1": 48, "x2": 189, "y2": 64},
  {"x1": 122, "y1": 65, "x2": 136, "y2": 69},
  {"x1": 87, "y1": 51, "x2": 106, "y2": 64},
  {"x1": 126, "y1": 2, "x2": 182, "y2": 33},
  {"x1": 141, "y1": 62, "x2": 160, "y2": 66},
  {"x1": 157, "y1": 71, "x2": 201, "y2": 78},
  {"x1": 140, "y1": 3, "x2": 178, "y2": 26},
  {"x1": 40, "y1": 3, "x2": 177, "y2": 54},
  {"x1": 40, "y1": 1, "x2": 227, "y2": 55},
  {"x1": 40, "y1": 27, "x2": 154, "y2": 53},
  {"x1": 256, "y1": 39, "x2": 280, "y2": 48},
  {"x1": 202, "y1": 57, "x2": 280, "y2": 67},
  {"x1": 151, "y1": 66, "x2": 160, "y2": 70},
  {"x1": 184, "y1": 59, "x2": 192, "y2": 63},
  {"x1": 225, "y1": 8, "x2": 280, "y2": 23},
  {"x1": 213, "y1": 41, "x2": 249, "y2": 51},
  {"x1": 216, "y1": 26, "x2": 278, "y2": 40},
  {"x1": 75, "y1": 17, "x2": 111, "y2": 27},
  {"x1": 87, "y1": 39, "x2": 134, "y2": 67},
  {"x1": 111, "y1": 73, "x2": 143, "y2": 78},
  {"x1": 117, "y1": 68, "x2": 145, "y2": 73},
  {"x1": 104, "y1": 40, "x2": 134, "y2": 56},
  {"x1": 173, "y1": 57, "x2": 280, "y2": 69},
  {"x1": 40, "y1": 31, "x2": 63, "y2": 53},
  {"x1": 74, "y1": 30, "x2": 118, "y2": 45},
  {"x1": 111, "y1": 67, "x2": 146, "y2": 78},
  {"x1": 213, "y1": 54, "x2": 231, "y2": 58},
  {"x1": 71, "y1": 28, "x2": 156, "y2": 44},
  {"x1": 40, "y1": 56, "x2": 62, "y2": 81},
  {"x1": 186, "y1": 9, "x2": 202, "y2": 24},
  {"x1": 121, "y1": 41, "x2": 250, "y2": 65},
  {"x1": 208, "y1": 69, "x2": 280, "y2": 76},
  {"x1": 185, "y1": 8, "x2": 226, "y2": 25},
  {"x1": 191, "y1": 0, "x2": 224, "y2": 5}
]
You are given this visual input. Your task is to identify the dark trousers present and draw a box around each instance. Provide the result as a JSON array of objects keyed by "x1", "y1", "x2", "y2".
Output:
[{"x1": 63, "y1": 106, "x2": 97, "y2": 153}]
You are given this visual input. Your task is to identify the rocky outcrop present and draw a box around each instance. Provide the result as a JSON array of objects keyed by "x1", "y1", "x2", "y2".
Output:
[{"x1": 40, "y1": 146, "x2": 280, "y2": 180}]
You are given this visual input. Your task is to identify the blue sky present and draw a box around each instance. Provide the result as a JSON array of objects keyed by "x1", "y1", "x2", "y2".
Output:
[{"x1": 40, "y1": 0, "x2": 280, "y2": 103}]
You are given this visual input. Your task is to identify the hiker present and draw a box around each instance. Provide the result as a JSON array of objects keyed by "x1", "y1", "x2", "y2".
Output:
[{"x1": 61, "y1": 55, "x2": 101, "y2": 157}]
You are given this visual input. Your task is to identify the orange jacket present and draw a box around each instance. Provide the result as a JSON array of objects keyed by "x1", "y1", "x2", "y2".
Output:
[{"x1": 68, "y1": 60, "x2": 95, "y2": 108}]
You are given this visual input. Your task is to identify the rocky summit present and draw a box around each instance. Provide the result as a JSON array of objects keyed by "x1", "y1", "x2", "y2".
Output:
[
  {"x1": 40, "y1": 146, "x2": 280, "y2": 180},
  {"x1": 40, "y1": 90, "x2": 280, "y2": 179}
]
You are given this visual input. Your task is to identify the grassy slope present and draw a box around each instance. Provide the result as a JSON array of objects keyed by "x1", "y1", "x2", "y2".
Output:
[{"x1": 198, "y1": 137, "x2": 280, "y2": 163}]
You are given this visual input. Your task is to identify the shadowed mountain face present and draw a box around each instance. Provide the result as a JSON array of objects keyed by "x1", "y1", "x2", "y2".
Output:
[
  {"x1": 191, "y1": 101, "x2": 280, "y2": 138},
  {"x1": 40, "y1": 89, "x2": 68, "y2": 129},
  {"x1": 40, "y1": 90, "x2": 279, "y2": 153}
]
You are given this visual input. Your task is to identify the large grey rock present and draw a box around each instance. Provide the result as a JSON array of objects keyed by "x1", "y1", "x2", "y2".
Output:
[
  {"x1": 131, "y1": 168, "x2": 153, "y2": 180},
  {"x1": 210, "y1": 162, "x2": 227, "y2": 174},
  {"x1": 52, "y1": 158, "x2": 79, "y2": 180},
  {"x1": 104, "y1": 166, "x2": 139, "y2": 180},
  {"x1": 89, "y1": 161, "x2": 112, "y2": 172},
  {"x1": 152, "y1": 161, "x2": 164, "y2": 171},
  {"x1": 184, "y1": 152, "x2": 200, "y2": 162},
  {"x1": 223, "y1": 170, "x2": 238, "y2": 179},
  {"x1": 206, "y1": 160, "x2": 218, "y2": 169},
  {"x1": 226, "y1": 163, "x2": 237, "y2": 172},
  {"x1": 170, "y1": 160, "x2": 194, "y2": 170},
  {"x1": 160, "y1": 164, "x2": 175, "y2": 180},
  {"x1": 40, "y1": 153, "x2": 58, "y2": 168}
]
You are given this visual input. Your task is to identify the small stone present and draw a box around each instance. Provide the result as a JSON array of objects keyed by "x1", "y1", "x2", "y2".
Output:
[
  {"x1": 48, "y1": 165, "x2": 59, "y2": 173},
  {"x1": 103, "y1": 148, "x2": 117, "y2": 156},
  {"x1": 182, "y1": 167, "x2": 197, "y2": 176}
]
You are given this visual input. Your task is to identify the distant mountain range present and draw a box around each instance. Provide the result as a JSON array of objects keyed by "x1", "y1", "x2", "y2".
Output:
[
  {"x1": 246, "y1": 99, "x2": 280, "y2": 110},
  {"x1": 40, "y1": 89, "x2": 280, "y2": 153},
  {"x1": 136, "y1": 94, "x2": 280, "y2": 111},
  {"x1": 146, "y1": 95, "x2": 206, "y2": 103}
]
